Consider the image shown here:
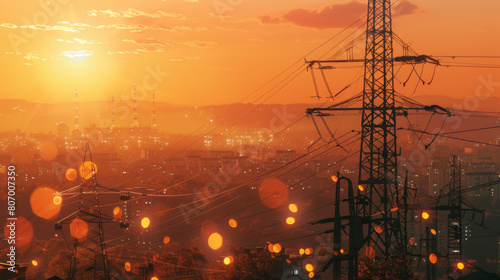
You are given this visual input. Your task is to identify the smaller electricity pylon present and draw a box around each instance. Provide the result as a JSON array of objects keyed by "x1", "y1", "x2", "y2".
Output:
[
  {"x1": 55, "y1": 143, "x2": 129, "y2": 280},
  {"x1": 312, "y1": 173, "x2": 366, "y2": 280},
  {"x1": 411, "y1": 155, "x2": 484, "y2": 279}
]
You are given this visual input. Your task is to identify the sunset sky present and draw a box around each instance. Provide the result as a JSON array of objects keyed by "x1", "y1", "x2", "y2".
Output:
[{"x1": 0, "y1": 0, "x2": 499, "y2": 105}]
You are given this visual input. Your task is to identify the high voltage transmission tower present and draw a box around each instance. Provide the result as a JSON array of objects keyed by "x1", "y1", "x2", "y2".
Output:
[
  {"x1": 55, "y1": 143, "x2": 129, "y2": 280},
  {"x1": 306, "y1": 0, "x2": 448, "y2": 278}
]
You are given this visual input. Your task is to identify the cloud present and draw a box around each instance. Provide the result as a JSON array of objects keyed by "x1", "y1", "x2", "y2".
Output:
[
  {"x1": 181, "y1": 40, "x2": 217, "y2": 48},
  {"x1": 282, "y1": 1, "x2": 365, "y2": 29},
  {"x1": 259, "y1": 15, "x2": 281, "y2": 24},
  {"x1": 61, "y1": 50, "x2": 93, "y2": 58},
  {"x1": 392, "y1": 1, "x2": 419, "y2": 16},
  {"x1": 261, "y1": 1, "x2": 419, "y2": 29},
  {"x1": 169, "y1": 57, "x2": 202, "y2": 62},
  {"x1": 0, "y1": 23, "x2": 17, "y2": 29},
  {"x1": 94, "y1": 23, "x2": 192, "y2": 32},
  {"x1": 85, "y1": 8, "x2": 184, "y2": 19},
  {"x1": 0, "y1": 24, "x2": 83, "y2": 32},
  {"x1": 55, "y1": 38, "x2": 99, "y2": 44},
  {"x1": 122, "y1": 38, "x2": 168, "y2": 47}
]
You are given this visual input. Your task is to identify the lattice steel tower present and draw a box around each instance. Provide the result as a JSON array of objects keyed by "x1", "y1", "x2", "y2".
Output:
[
  {"x1": 446, "y1": 155, "x2": 462, "y2": 279},
  {"x1": 358, "y1": 0, "x2": 400, "y2": 256},
  {"x1": 56, "y1": 143, "x2": 111, "y2": 280}
]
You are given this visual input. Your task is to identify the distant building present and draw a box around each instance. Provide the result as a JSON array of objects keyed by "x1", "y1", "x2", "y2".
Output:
[
  {"x1": 276, "y1": 150, "x2": 297, "y2": 164},
  {"x1": 465, "y1": 158, "x2": 499, "y2": 197}
]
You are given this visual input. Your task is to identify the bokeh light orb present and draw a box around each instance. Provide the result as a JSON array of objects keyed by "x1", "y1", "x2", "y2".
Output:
[
  {"x1": 273, "y1": 243, "x2": 282, "y2": 253},
  {"x1": 53, "y1": 195, "x2": 62, "y2": 206},
  {"x1": 430, "y1": 229, "x2": 437, "y2": 235},
  {"x1": 30, "y1": 187, "x2": 62, "y2": 220},
  {"x1": 365, "y1": 246, "x2": 375, "y2": 259},
  {"x1": 309, "y1": 272, "x2": 315, "y2": 278},
  {"x1": 70, "y1": 218, "x2": 88, "y2": 239},
  {"x1": 299, "y1": 248, "x2": 305, "y2": 255},
  {"x1": 331, "y1": 175, "x2": 338, "y2": 182},
  {"x1": 39, "y1": 141, "x2": 58, "y2": 162},
  {"x1": 141, "y1": 217, "x2": 150, "y2": 229},
  {"x1": 305, "y1": 263, "x2": 314, "y2": 272},
  {"x1": 289, "y1": 204, "x2": 298, "y2": 213},
  {"x1": 457, "y1": 262, "x2": 465, "y2": 270},
  {"x1": 268, "y1": 243, "x2": 274, "y2": 253},
  {"x1": 208, "y1": 232, "x2": 223, "y2": 250},
  {"x1": 65, "y1": 168, "x2": 78, "y2": 181},
  {"x1": 124, "y1": 262, "x2": 131, "y2": 272},
  {"x1": 228, "y1": 219, "x2": 237, "y2": 228},
  {"x1": 258, "y1": 178, "x2": 289, "y2": 209},
  {"x1": 223, "y1": 256, "x2": 233, "y2": 265},
  {"x1": 4, "y1": 217, "x2": 33, "y2": 248},
  {"x1": 429, "y1": 253, "x2": 437, "y2": 264},
  {"x1": 113, "y1": 207, "x2": 122, "y2": 219},
  {"x1": 305, "y1": 248, "x2": 313, "y2": 255},
  {"x1": 32, "y1": 260, "x2": 38, "y2": 266},
  {"x1": 286, "y1": 217, "x2": 295, "y2": 225},
  {"x1": 79, "y1": 161, "x2": 97, "y2": 180},
  {"x1": 163, "y1": 236, "x2": 170, "y2": 244},
  {"x1": 358, "y1": 185, "x2": 364, "y2": 191},
  {"x1": 422, "y1": 212, "x2": 430, "y2": 220}
]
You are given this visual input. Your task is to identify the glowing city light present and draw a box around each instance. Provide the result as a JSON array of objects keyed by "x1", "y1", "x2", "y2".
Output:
[
  {"x1": 430, "y1": 229, "x2": 437, "y2": 235},
  {"x1": 422, "y1": 212, "x2": 430, "y2": 220},
  {"x1": 305, "y1": 263, "x2": 314, "y2": 272},
  {"x1": 457, "y1": 262, "x2": 465, "y2": 270},
  {"x1": 286, "y1": 217, "x2": 295, "y2": 225},
  {"x1": 358, "y1": 185, "x2": 364, "y2": 191},
  {"x1": 124, "y1": 262, "x2": 131, "y2": 272},
  {"x1": 32, "y1": 260, "x2": 38, "y2": 266},
  {"x1": 331, "y1": 175, "x2": 338, "y2": 182}
]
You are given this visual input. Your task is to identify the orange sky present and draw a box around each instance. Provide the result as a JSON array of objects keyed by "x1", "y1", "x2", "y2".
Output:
[{"x1": 0, "y1": 0, "x2": 499, "y2": 106}]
